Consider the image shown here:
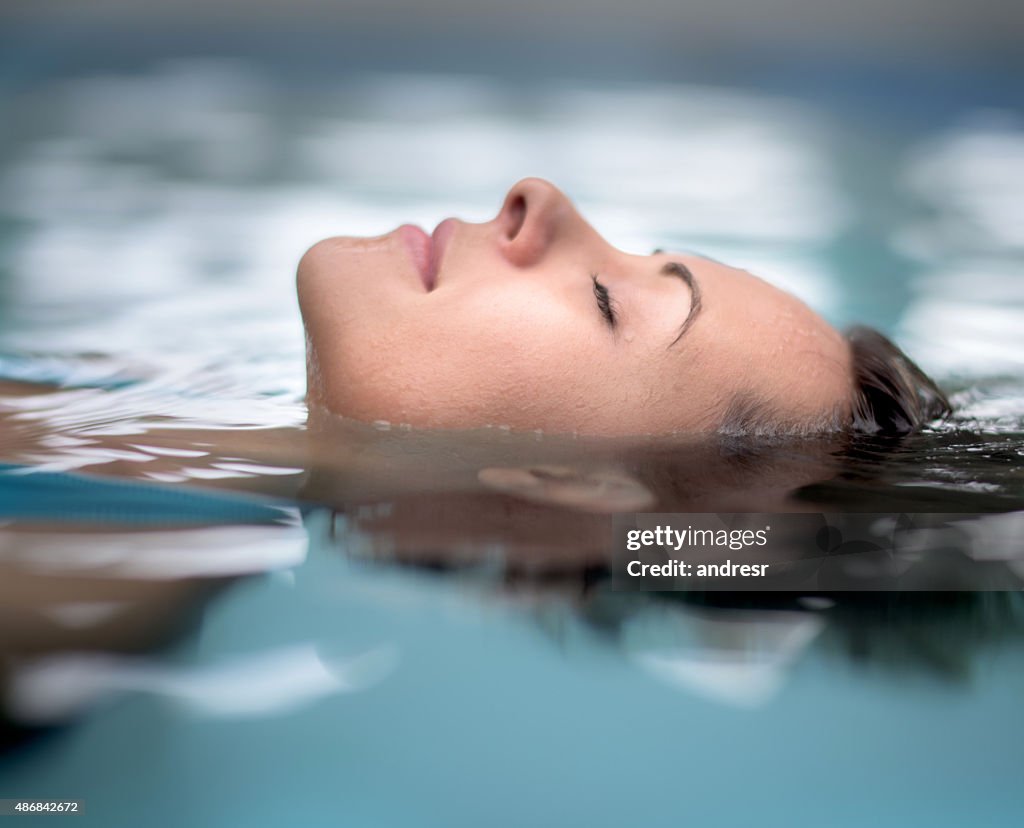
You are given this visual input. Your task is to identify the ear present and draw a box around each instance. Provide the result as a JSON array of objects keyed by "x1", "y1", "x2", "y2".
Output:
[{"x1": 477, "y1": 465, "x2": 655, "y2": 513}]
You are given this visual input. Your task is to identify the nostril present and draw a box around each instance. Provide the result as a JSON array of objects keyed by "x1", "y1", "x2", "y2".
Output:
[{"x1": 507, "y1": 195, "x2": 526, "y2": 240}]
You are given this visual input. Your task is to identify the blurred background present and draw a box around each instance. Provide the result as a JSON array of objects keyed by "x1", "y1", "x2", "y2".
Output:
[
  {"x1": 2, "y1": 3, "x2": 1024, "y2": 827},
  {"x1": 2, "y1": 0, "x2": 1023, "y2": 404}
]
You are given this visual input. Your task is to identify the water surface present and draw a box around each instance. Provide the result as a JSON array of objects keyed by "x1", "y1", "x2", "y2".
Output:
[{"x1": 1, "y1": 56, "x2": 1023, "y2": 827}]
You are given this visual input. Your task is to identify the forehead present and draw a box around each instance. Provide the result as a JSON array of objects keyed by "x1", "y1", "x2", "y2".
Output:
[
  {"x1": 675, "y1": 253, "x2": 830, "y2": 330},
  {"x1": 666, "y1": 253, "x2": 851, "y2": 419}
]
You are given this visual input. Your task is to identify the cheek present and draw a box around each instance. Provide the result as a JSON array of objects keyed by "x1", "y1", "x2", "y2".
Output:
[
  {"x1": 323, "y1": 289, "x2": 613, "y2": 428},
  {"x1": 412, "y1": 298, "x2": 595, "y2": 426}
]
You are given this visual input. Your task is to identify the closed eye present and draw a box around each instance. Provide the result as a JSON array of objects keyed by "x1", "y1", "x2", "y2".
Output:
[{"x1": 591, "y1": 274, "x2": 617, "y2": 329}]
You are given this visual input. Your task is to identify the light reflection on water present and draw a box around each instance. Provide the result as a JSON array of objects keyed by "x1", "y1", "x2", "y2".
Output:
[
  {"x1": 0, "y1": 61, "x2": 1023, "y2": 826},
  {"x1": 7, "y1": 509, "x2": 1024, "y2": 826},
  {"x1": 2, "y1": 62, "x2": 1022, "y2": 424},
  {"x1": 897, "y1": 112, "x2": 1024, "y2": 382}
]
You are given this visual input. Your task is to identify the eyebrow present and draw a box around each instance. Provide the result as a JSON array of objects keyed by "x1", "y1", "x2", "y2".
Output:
[{"x1": 662, "y1": 261, "x2": 702, "y2": 347}]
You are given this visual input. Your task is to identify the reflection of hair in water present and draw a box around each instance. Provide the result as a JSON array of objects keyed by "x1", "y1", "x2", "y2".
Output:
[
  {"x1": 332, "y1": 414, "x2": 1022, "y2": 687},
  {"x1": 724, "y1": 326, "x2": 952, "y2": 438}
]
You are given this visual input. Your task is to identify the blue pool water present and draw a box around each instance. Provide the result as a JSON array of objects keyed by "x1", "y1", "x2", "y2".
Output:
[
  {"x1": 4, "y1": 519, "x2": 1024, "y2": 828},
  {"x1": 1, "y1": 19, "x2": 1024, "y2": 827}
]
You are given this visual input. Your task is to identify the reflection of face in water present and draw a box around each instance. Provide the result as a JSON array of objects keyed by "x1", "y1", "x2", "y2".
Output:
[
  {"x1": 304, "y1": 409, "x2": 845, "y2": 573},
  {"x1": 305, "y1": 419, "x2": 1024, "y2": 691},
  {"x1": 297, "y1": 178, "x2": 852, "y2": 436}
]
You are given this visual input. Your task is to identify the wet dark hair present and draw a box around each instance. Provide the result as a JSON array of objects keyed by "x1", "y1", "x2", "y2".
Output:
[
  {"x1": 845, "y1": 325, "x2": 951, "y2": 434},
  {"x1": 721, "y1": 326, "x2": 951, "y2": 437}
]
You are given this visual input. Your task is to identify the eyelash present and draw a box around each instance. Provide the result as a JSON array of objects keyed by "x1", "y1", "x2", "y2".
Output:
[{"x1": 591, "y1": 274, "x2": 617, "y2": 329}]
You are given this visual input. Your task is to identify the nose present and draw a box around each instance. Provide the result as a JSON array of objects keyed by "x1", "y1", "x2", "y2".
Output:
[{"x1": 496, "y1": 178, "x2": 577, "y2": 267}]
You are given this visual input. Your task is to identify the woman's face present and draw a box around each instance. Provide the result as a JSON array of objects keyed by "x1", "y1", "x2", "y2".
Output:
[{"x1": 297, "y1": 178, "x2": 851, "y2": 435}]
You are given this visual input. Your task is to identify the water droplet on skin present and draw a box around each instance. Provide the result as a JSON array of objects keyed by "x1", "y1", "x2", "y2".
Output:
[{"x1": 372, "y1": 420, "x2": 391, "y2": 431}]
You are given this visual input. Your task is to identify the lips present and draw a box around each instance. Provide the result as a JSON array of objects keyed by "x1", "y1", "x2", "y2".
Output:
[
  {"x1": 429, "y1": 218, "x2": 456, "y2": 287},
  {"x1": 397, "y1": 224, "x2": 432, "y2": 290},
  {"x1": 398, "y1": 219, "x2": 455, "y2": 292}
]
